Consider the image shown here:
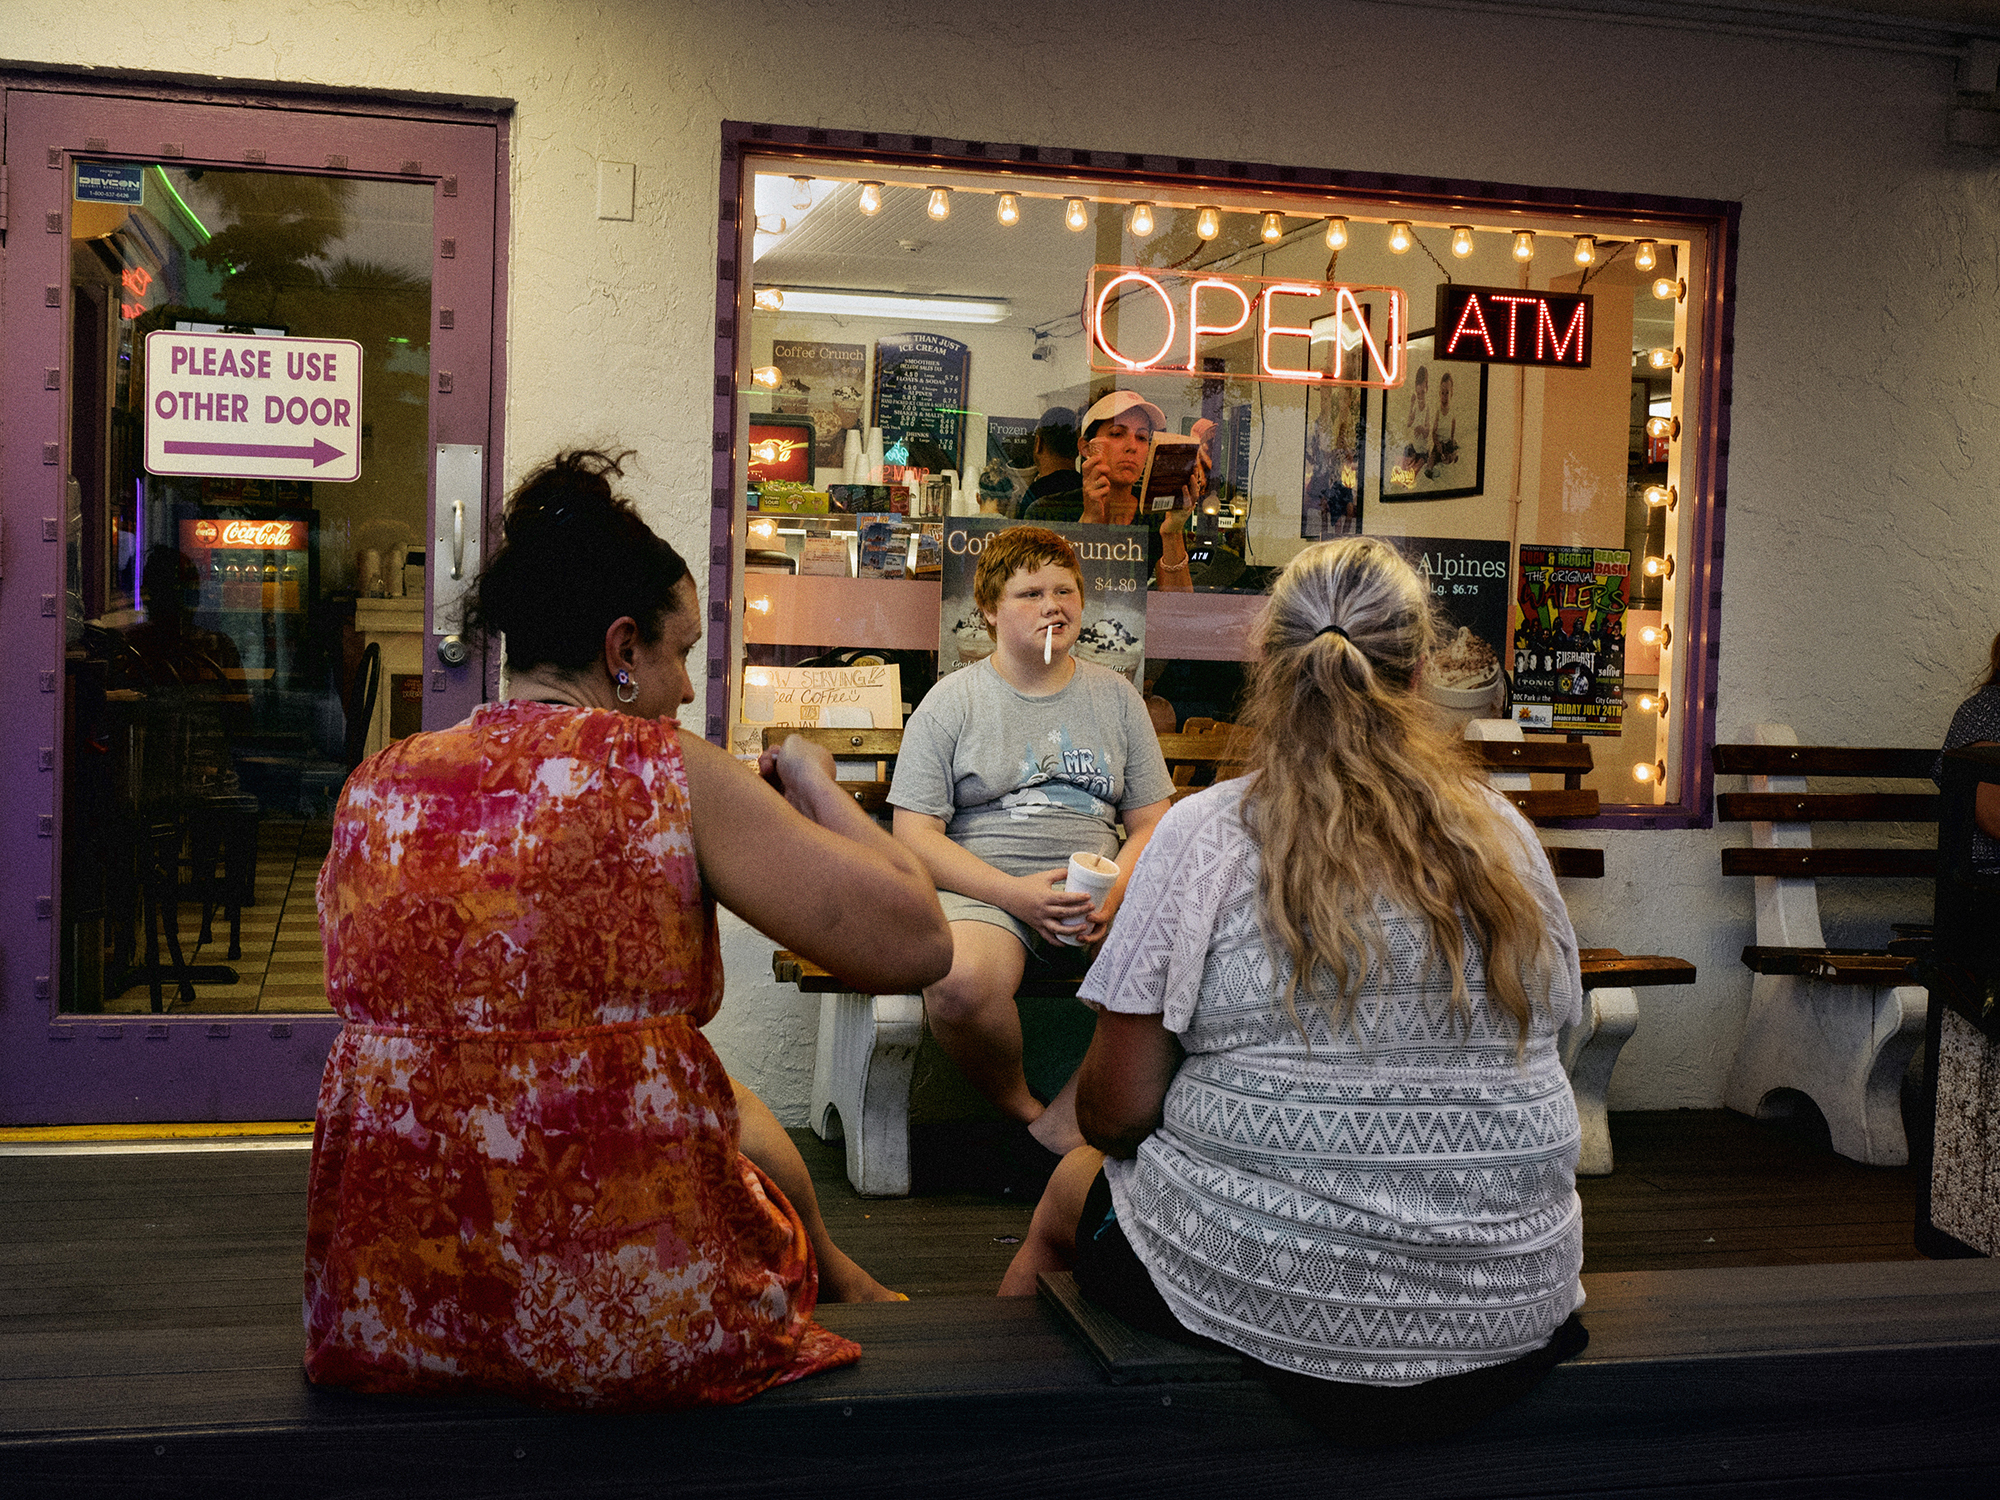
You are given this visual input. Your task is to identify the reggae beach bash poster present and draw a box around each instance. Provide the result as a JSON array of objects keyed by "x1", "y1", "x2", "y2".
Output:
[{"x1": 1512, "y1": 544, "x2": 1630, "y2": 735}]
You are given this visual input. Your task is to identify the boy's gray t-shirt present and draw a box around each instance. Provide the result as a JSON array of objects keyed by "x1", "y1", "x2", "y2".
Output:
[{"x1": 889, "y1": 658, "x2": 1175, "y2": 876}]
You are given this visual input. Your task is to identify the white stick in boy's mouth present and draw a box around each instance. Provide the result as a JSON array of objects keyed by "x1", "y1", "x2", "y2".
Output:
[{"x1": 1045, "y1": 622, "x2": 1055, "y2": 664}]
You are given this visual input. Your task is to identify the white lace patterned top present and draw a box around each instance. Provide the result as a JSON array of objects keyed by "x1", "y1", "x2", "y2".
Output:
[{"x1": 1082, "y1": 775, "x2": 1586, "y2": 1386}]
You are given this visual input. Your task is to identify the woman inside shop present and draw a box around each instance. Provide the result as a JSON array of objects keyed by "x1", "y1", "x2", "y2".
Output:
[
  {"x1": 890, "y1": 526, "x2": 1175, "y2": 1188},
  {"x1": 998, "y1": 536, "x2": 1590, "y2": 1443},
  {"x1": 304, "y1": 450, "x2": 952, "y2": 1411},
  {"x1": 1059, "y1": 391, "x2": 1218, "y2": 591}
]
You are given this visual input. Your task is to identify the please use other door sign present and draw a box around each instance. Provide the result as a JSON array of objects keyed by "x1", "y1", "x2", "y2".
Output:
[{"x1": 144, "y1": 331, "x2": 364, "y2": 482}]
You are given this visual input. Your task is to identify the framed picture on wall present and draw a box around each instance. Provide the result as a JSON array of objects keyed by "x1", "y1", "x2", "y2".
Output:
[
  {"x1": 1302, "y1": 309, "x2": 1368, "y2": 539},
  {"x1": 1379, "y1": 331, "x2": 1488, "y2": 503}
]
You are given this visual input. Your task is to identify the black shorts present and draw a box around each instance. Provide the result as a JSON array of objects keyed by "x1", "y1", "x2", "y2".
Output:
[{"x1": 1071, "y1": 1168, "x2": 1589, "y2": 1446}]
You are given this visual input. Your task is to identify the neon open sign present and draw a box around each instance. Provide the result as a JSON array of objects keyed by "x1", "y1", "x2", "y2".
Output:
[
  {"x1": 1086, "y1": 265, "x2": 1407, "y2": 387},
  {"x1": 1434, "y1": 284, "x2": 1593, "y2": 368}
]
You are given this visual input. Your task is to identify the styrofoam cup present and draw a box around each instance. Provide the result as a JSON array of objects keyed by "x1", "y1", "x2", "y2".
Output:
[{"x1": 1056, "y1": 851, "x2": 1120, "y2": 945}]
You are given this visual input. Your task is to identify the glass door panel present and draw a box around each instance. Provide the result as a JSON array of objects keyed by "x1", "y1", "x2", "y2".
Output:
[{"x1": 63, "y1": 164, "x2": 433, "y2": 1019}]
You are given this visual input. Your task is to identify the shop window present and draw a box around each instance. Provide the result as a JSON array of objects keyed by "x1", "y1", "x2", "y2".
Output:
[{"x1": 711, "y1": 126, "x2": 1735, "y2": 826}]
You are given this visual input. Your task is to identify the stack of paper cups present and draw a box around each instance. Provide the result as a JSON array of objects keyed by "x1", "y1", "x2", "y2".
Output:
[
  {"x1": 843, "y1": 429, "x2": 864, "y2": 482},
  {"x1": 1057, "y1": 852, "x2": 1120, "y2": 945},
  {"x1": 863, "y1": 428, "x2": 885, "y2": 483}
]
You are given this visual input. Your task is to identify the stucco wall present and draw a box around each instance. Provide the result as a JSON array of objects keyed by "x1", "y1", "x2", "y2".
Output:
[{"x1": 7, "y1": 0, "x2": 1996, "y2": 1121}]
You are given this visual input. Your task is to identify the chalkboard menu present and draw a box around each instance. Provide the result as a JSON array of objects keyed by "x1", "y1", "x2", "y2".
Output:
[{"x1": 872, "y1": 333, "x2": 970, "y2": 472}]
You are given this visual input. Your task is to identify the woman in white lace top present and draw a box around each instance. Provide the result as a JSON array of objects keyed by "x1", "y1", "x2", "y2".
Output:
[{"x1": 1001, "y1": 536, "x2": 1589, "y2": 1444}]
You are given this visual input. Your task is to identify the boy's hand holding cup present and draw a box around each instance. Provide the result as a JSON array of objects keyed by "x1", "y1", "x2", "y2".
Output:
[{"x1": 1057, "y1": 852, "x2": 1120, "y2": 945}]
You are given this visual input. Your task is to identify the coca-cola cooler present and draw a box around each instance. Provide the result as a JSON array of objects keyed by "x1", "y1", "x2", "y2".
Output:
[{"x1": 180, "y1": 511, "x2": 318, "y2": 691}]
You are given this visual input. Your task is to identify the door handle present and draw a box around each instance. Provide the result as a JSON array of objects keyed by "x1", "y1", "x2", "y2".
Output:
[{"x1": 433, "y1": 444, "x2": 483, "y2": 637}]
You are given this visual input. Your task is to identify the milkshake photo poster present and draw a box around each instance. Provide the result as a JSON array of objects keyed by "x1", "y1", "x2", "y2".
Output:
[
  {"x1": 1385, "y1": 536, "x2": 1510, "y2": 716},
  {"x1": 938, "y1": 518, "x2": 1148, "y2": 685},
  {"x1": 1512, "y1": 544, "x2": 1631, "y2": 734}
]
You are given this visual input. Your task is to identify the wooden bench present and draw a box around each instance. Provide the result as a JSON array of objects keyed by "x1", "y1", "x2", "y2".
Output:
[
  {"x1": 1712, "y1": 725, "x2": 1936, "y2": 1166},
  {"x1": 7, "y1": 1249, "x2": 1999, "y2": 1497}
]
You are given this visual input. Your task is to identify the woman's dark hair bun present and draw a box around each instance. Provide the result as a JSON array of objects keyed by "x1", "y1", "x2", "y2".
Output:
[{"x1": 461, "y1": 449, "x2": 691, "y2": 674}]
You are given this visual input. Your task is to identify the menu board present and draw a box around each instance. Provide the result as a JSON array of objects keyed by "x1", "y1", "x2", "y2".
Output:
[
  {"x1": 872, "y1": 333, "x2": 969, "y2": 473},
  {"x1": 1386, "y1": 536, "x2": 1509, "y2": 715},
  {"x1": 1511, "y1": 544, "x2": 1630, "y2": 735},
  {"x1": 771, "y1": 340, "x2": 867, "y2": 469},
  {"x1": 938, "y1": 518, "x2": 1148, "y2": 686}
]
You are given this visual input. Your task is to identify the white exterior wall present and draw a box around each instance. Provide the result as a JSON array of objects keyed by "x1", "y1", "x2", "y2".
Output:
[{"x1": 7, "y1": 0, "x2": 1995, "y2": 1120}]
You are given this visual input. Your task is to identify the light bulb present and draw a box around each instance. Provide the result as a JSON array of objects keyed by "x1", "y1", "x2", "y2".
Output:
[
  {"x1": 1634, "y1": 239, "x2": 1658, "y2": 271},
  {"x1": 1513, "y1": 230, "x2": 1536, "y2": 261},
  {"x1": 926, "y1": 186, "x2": 951, "y2": 220},
  {"x1": 1643, "y1": 553, "x2": 1674, "y2": 580},
  {"x1": 1325, "y1": 216, "x2": 1349, "y2": 249},
  {"x1": 1261, "y1": 211, "x2": 1284, "y2": 241},
  {"x1": 749, "y1": 440, "x2": 782, "y2": 465},
  {"x1": 747, "y1": 596, "x2": 772, "y2": 615},
  {"x1": 1387, "y1": 220, "x2": 1412, "y2": 253},
  {"x1": 1065, "y1": 197, "x2": 1088, "y2": 231},
  {"x1": 1573, "y1": 234, "x2": 1596, "y2": 266},
  {"x1": 1636, "y1": 691, "x2": 1668, "y2": 716},
  {"x1": 1653, "y1": 276, "x2": 1684, "y2": 301},
  {"x1": 1647, "y1": 347, "x2": 1681, "y2": 371},
  {"x1": 1130, "y1": 201, "x2": 1155, "y2": 236},
  {"x1": 748, "y1": 518, "x2": 777, "y2": 541},
  {"x1": 752, "y1": 366, "x2": 781, "y2": 390},
  {"x1": 857, "y1": 182, "x2": 884, "y2": 216},
  {"x1": 1450, "y1": 225, "x2": 1474, "y2": 257},
  {"x1": 745, "y1": 665, "x2": 770, "y2": 687},
  {"x1": 996, "y1": 192, "x2": 1020, "y2": 226},
  {"x1": 1196, "y1": 205, "x2": 1221, "y2": 240},
  {"x1": 1632, "y1": 761, "x2": 1665, "y2": 785},
  {"x1": 1645, "y1": 415, "x2": 1679, "y2": 441},
  {"x1": 752, "y1": 287, "x2": 784, "y2": 312},
  {"x1": 790, "y1": 176, "x2": 813, "y2": 211},
  {"x1": 1638, "y1": 623, "x2": 1671, "y2": 649},
  {"x1": 1642, "y1": 485, "x2": 1676, "y2": 510}
]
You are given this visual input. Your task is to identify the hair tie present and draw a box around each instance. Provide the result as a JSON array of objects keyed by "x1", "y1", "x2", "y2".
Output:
[{"x1": 1315, "y1": 624, "x2": 1351, "y2": 643}]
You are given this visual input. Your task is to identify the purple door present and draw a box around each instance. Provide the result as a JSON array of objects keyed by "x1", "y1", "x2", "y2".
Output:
[{"x1": 0, "y1": 78, "x2": 507, "y2": 1123}]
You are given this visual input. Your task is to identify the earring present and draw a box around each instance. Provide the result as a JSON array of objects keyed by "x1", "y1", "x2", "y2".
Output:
[{"x1": 615, "y1": 669, "x2": 639, "y2": 704}]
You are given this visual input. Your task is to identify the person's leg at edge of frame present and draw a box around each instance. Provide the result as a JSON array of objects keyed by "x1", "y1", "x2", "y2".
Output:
[
  {"x1": 729, "y1": 1075, "x2": 905, "y2": 1303},
  {"x1": 997, "y1": 1146, "x2": 1105, "y2": 1295}
]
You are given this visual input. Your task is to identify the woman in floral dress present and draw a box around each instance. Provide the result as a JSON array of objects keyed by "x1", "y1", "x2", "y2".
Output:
[{"x1": 305, "y1": 451, "x2": 951, "y2": 1410}]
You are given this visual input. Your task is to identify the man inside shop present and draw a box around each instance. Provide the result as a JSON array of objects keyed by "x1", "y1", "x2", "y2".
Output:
[{"x1": 1018, "y1": 405, "x2": 1083, "y2": 519}]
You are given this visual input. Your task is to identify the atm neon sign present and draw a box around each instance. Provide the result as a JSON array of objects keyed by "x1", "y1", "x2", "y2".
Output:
[
  {"x1": 1086, "y1": 265, "x2": 1407, "y2": 388},
  {"x1": 1435, "y1": 284, "x2": 1593, "y2": 368}
]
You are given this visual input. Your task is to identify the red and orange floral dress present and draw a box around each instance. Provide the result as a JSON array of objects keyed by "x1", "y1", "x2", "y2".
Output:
[{"x1": 304, "y1": 701, "x2": 859, "y2": 1409}]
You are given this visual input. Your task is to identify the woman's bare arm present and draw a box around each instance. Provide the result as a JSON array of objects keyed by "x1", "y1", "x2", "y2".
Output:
[
  {"x1": 1074, "y1": 1009, "x2": 1184, "y2": 1159},
  {"x1": 681, "y1": 732, "x2": 951, "y2": 994}
]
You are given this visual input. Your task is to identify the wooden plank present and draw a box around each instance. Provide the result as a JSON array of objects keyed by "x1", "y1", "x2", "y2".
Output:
[
  {"x1": 1579, "y1": 954, "x2": 1696, "y2": 989},
  {"x1": 1716, "y1": 792, "x2": 1939, "y2": 823},
  {"x1": 772, "y1": 951, "x2": 1081, "y2": 1000},
  {"x1": 1036, "y1": 1272, "x2": 1244, "y2": 1384},
  {"x1": 1155, "y1": 732, "x2": 1250, "y2": 765},
  {"x1": 1741, "y1": 947, "x2": 1919, "y2": 984},
  {"x1": 1721, "y1": 847, "x2": 1935, "y2": 878},
  {"x1": 1470, "y1": 741, "x2": 1594, "y2": 772},
  {"x1": 1712, "y1": 744, "x2": 1937, "y2": 778},
  {"x1": 1503, "y1": 789, "x2": 1599, "y2": 821},
  {"x1": 1544, "y1": 846, "x2": 1604, "y2": 878},
  {"x1": 759, "y1": 726, "x2": 905, "y2": 756}
]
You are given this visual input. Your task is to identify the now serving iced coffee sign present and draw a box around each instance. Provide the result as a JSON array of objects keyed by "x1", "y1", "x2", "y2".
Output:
[{"x1": 144, "y1": 331, "x2": 363, "y2": 482}]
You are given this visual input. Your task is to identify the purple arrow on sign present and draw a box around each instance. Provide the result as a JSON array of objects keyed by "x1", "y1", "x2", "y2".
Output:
[{"x1": 164, "y1": 438, "x2": 346, "y2": 467}]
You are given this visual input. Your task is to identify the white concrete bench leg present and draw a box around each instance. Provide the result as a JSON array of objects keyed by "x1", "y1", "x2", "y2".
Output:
[
  {"x1": 809, "y1": 991, "x2": 925, "y2": 1197},
  {"x1": 1725, "y1": 974, "x2": 1926, "y2": 1167},
  {"x1": 1561, "y1": 987, "x2": 1638, "y2": 1177},
  {"x1": 1722, "y1": 724, "x2": 1929, "y2": 1167}
]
